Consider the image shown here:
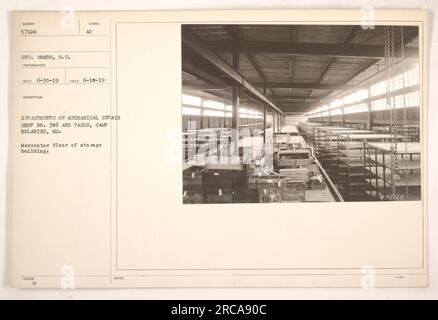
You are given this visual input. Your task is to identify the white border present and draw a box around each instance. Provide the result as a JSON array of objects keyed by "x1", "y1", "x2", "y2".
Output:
[{"x1": 1, "y1": 0, "x2": 437, "y2": 300}]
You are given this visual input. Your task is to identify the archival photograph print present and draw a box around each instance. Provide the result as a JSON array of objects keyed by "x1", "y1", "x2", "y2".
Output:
[{"x1": 181, "y1": 24, "x2": 421, "y2": 203}]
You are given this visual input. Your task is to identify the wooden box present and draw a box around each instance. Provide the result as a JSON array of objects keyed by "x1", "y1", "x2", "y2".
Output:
[
  {"x1": 306, "y1": 164, "x2": 320, "y2": 175},
  {"x1": 310, "y1": 175, "x2": 326, "y2": 190},
  {"x1": 205, "y1": 187, "x2": 234, "y2": 203},
  {"x1": 258, "y1": 188, "x2": 282, "y2": 203},
  {"x1": 279, "y1": 168, "x2": 309, "y2": 182},
  {"x1": 183, "y1": 188, "x2": 205, "y2": 204},
  {"x1": 277, "y1": 149, "x2": 311, "y2": 168},
  {"x1": 183, "y1": 166, "x2": 204, "y2": 187},
  {"x1": 233, "y1": 189, "x2": 259, "y2": 203},
  {"x1": 248, "y1": 175, "x2": 285, "y2": 189},
  {"x1": 278, "y1": 158, "x2": 311, "y2": 167},
  {"x1": 286, "y1": 180, "x2": 308, "y2": 190},
  {"x1": 282, "y1": 188, "x2": 305, "y2": 202},
  {"x1": 204, "y1": 170, "x2": 235, "y2": 189}
]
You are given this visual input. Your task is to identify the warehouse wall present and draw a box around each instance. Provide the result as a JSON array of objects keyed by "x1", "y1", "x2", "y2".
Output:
[
  {"x1": 182, "y1": 115, "x2": 264, "y2": 130},
  {"x1": 309, "y1": 106, "x2": 420, "y2": 128}
]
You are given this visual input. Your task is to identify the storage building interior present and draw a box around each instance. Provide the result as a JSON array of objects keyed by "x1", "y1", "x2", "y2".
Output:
[{"x1": 181, "y1": 24, "x2": 421, "y2": 203}]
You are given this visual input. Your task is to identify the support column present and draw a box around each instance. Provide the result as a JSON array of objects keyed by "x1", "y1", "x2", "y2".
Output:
[
  {"x1": 341, "y1": 106, "x2": 345, "y2": 127},
  {"x1": 273, "y1": 112, "x2": 277, "y2": 133},
  {"x1": 231, "y1": 85, "x2": 240, "y2": 130},
  {"x1": 278, "y1": 113, "x2": 280, "y2": 132},
  {"x1": 367, "y1": 88, "x2": 373, "y2": 130},
  {"x1": 231, "y1": 39, "x2": 240, "y2": 156}
]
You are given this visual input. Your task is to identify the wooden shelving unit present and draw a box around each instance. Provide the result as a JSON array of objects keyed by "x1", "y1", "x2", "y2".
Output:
[
  {"x1": 298, "y1": 122, "x2": 324, "y2": 146},
  {"x1": 314, "y1": 127, "x2": 370, "y2": 168},
  {"x1": 336, "y1": 133, "x2": 415, "y2": 201},
  {"x1": 364, "y1": 142, "x2": 421, "y2": 200},
  {"x1": 371, "y1": 124, "x2": 420, "y2": 142},
  {"x1": 318, "y1": 129, "x2": 372, "y2": 184},
  {"x1": 313, "y1": 126, "x2": 347, "y2": 159}
]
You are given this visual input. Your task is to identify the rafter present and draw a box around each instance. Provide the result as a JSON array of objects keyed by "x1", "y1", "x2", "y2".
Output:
[
  {"x1": 182, "y1": 28, "x2": 285, "y2": 115},
  {"x1": 222, "y1": 25, "x2": 279, "y2": 106},
  {"x1": 204, "y1": 39, "x2": 418, "y2": 59}
]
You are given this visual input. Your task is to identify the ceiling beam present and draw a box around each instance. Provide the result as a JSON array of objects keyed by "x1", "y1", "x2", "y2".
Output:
[
  {"x1": 205, "y1": 40, "x2": 419, "y2": 59},
  {"x1": 252, "y1": 95, "x2": 325, "y2": 101},
  {"x1": 182, "y1": 81, "x2": 230, "y2": 91},
  {"x1": 317, "y1": 26, "x2": 360, "y2": 84},
  {"x1": 182, "y1": 28, "x2": 285, "y2": 115},
  {"x1": 222, "y1": 25, "x2": 280, "y2": 106},
  {"x1": 343, "y1": 25, "x2": 361, "y2": 43},
  {"x1": 280, "y1": 106, "x2": 314, "y2": 113},
  {"x1": 182, "y1": 58, "x2": 227, "y2": 87},
  {"x1": 252, "y1": 82, "x2": 363, "y2": 90},
  {"x1": 305, "y1": 26, "x2": 420, "y2": 110},
  {"x1": 306, "y1": 26, "x2": 361, "y2": 102}
]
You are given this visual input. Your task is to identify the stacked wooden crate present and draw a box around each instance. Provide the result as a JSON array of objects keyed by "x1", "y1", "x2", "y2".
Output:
[
  {"x1": 277, "y1": 149, "x2": 311, "y2": 167},
  {"x1": 274, "y1": 134, "x2": 312, "y2": 168},
  {"x1": 273, "y1": 130, "x2": 334, "y2": 202},
  {"x1": 309, "y1": 175, "x2": 326, "y2": 190},
  {"x1": 182, "y1": 166, "x2": 205, "y2": 204},
  {"x1": 248, "y1": 174, "x2": 286, "y2": 203},
  {"x1": 278, "y1": 168, "x2": 308, "y2": 201},
  {"x1": 203, "y1": 164, "x2": 245, "y2": 203}
]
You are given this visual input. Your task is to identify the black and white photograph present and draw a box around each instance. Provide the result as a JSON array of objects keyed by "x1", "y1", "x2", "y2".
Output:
[{"x1": 181, "y1": 24, "x2": 421, "y2": 203}]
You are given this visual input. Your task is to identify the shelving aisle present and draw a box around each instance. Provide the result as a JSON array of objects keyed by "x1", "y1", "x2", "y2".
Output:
[
  {"x1": 320, "y1": 129, "x2": 372, "y2": 184},
  {"x1": 314, "y1": 127, "x2": 371, "y2": 168},
  {"x1": 336, "y1": 133, "x2": 416, "y2": 201},
  {"x1": 313, "y1": 126, "x2": 348, "y2": 159},
  {"x1": 364, "y1": 142, "x2": 421, "y2": 200},
  {"x1": 298, "y1": 122, "x2": 324, "y2": 147}
]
